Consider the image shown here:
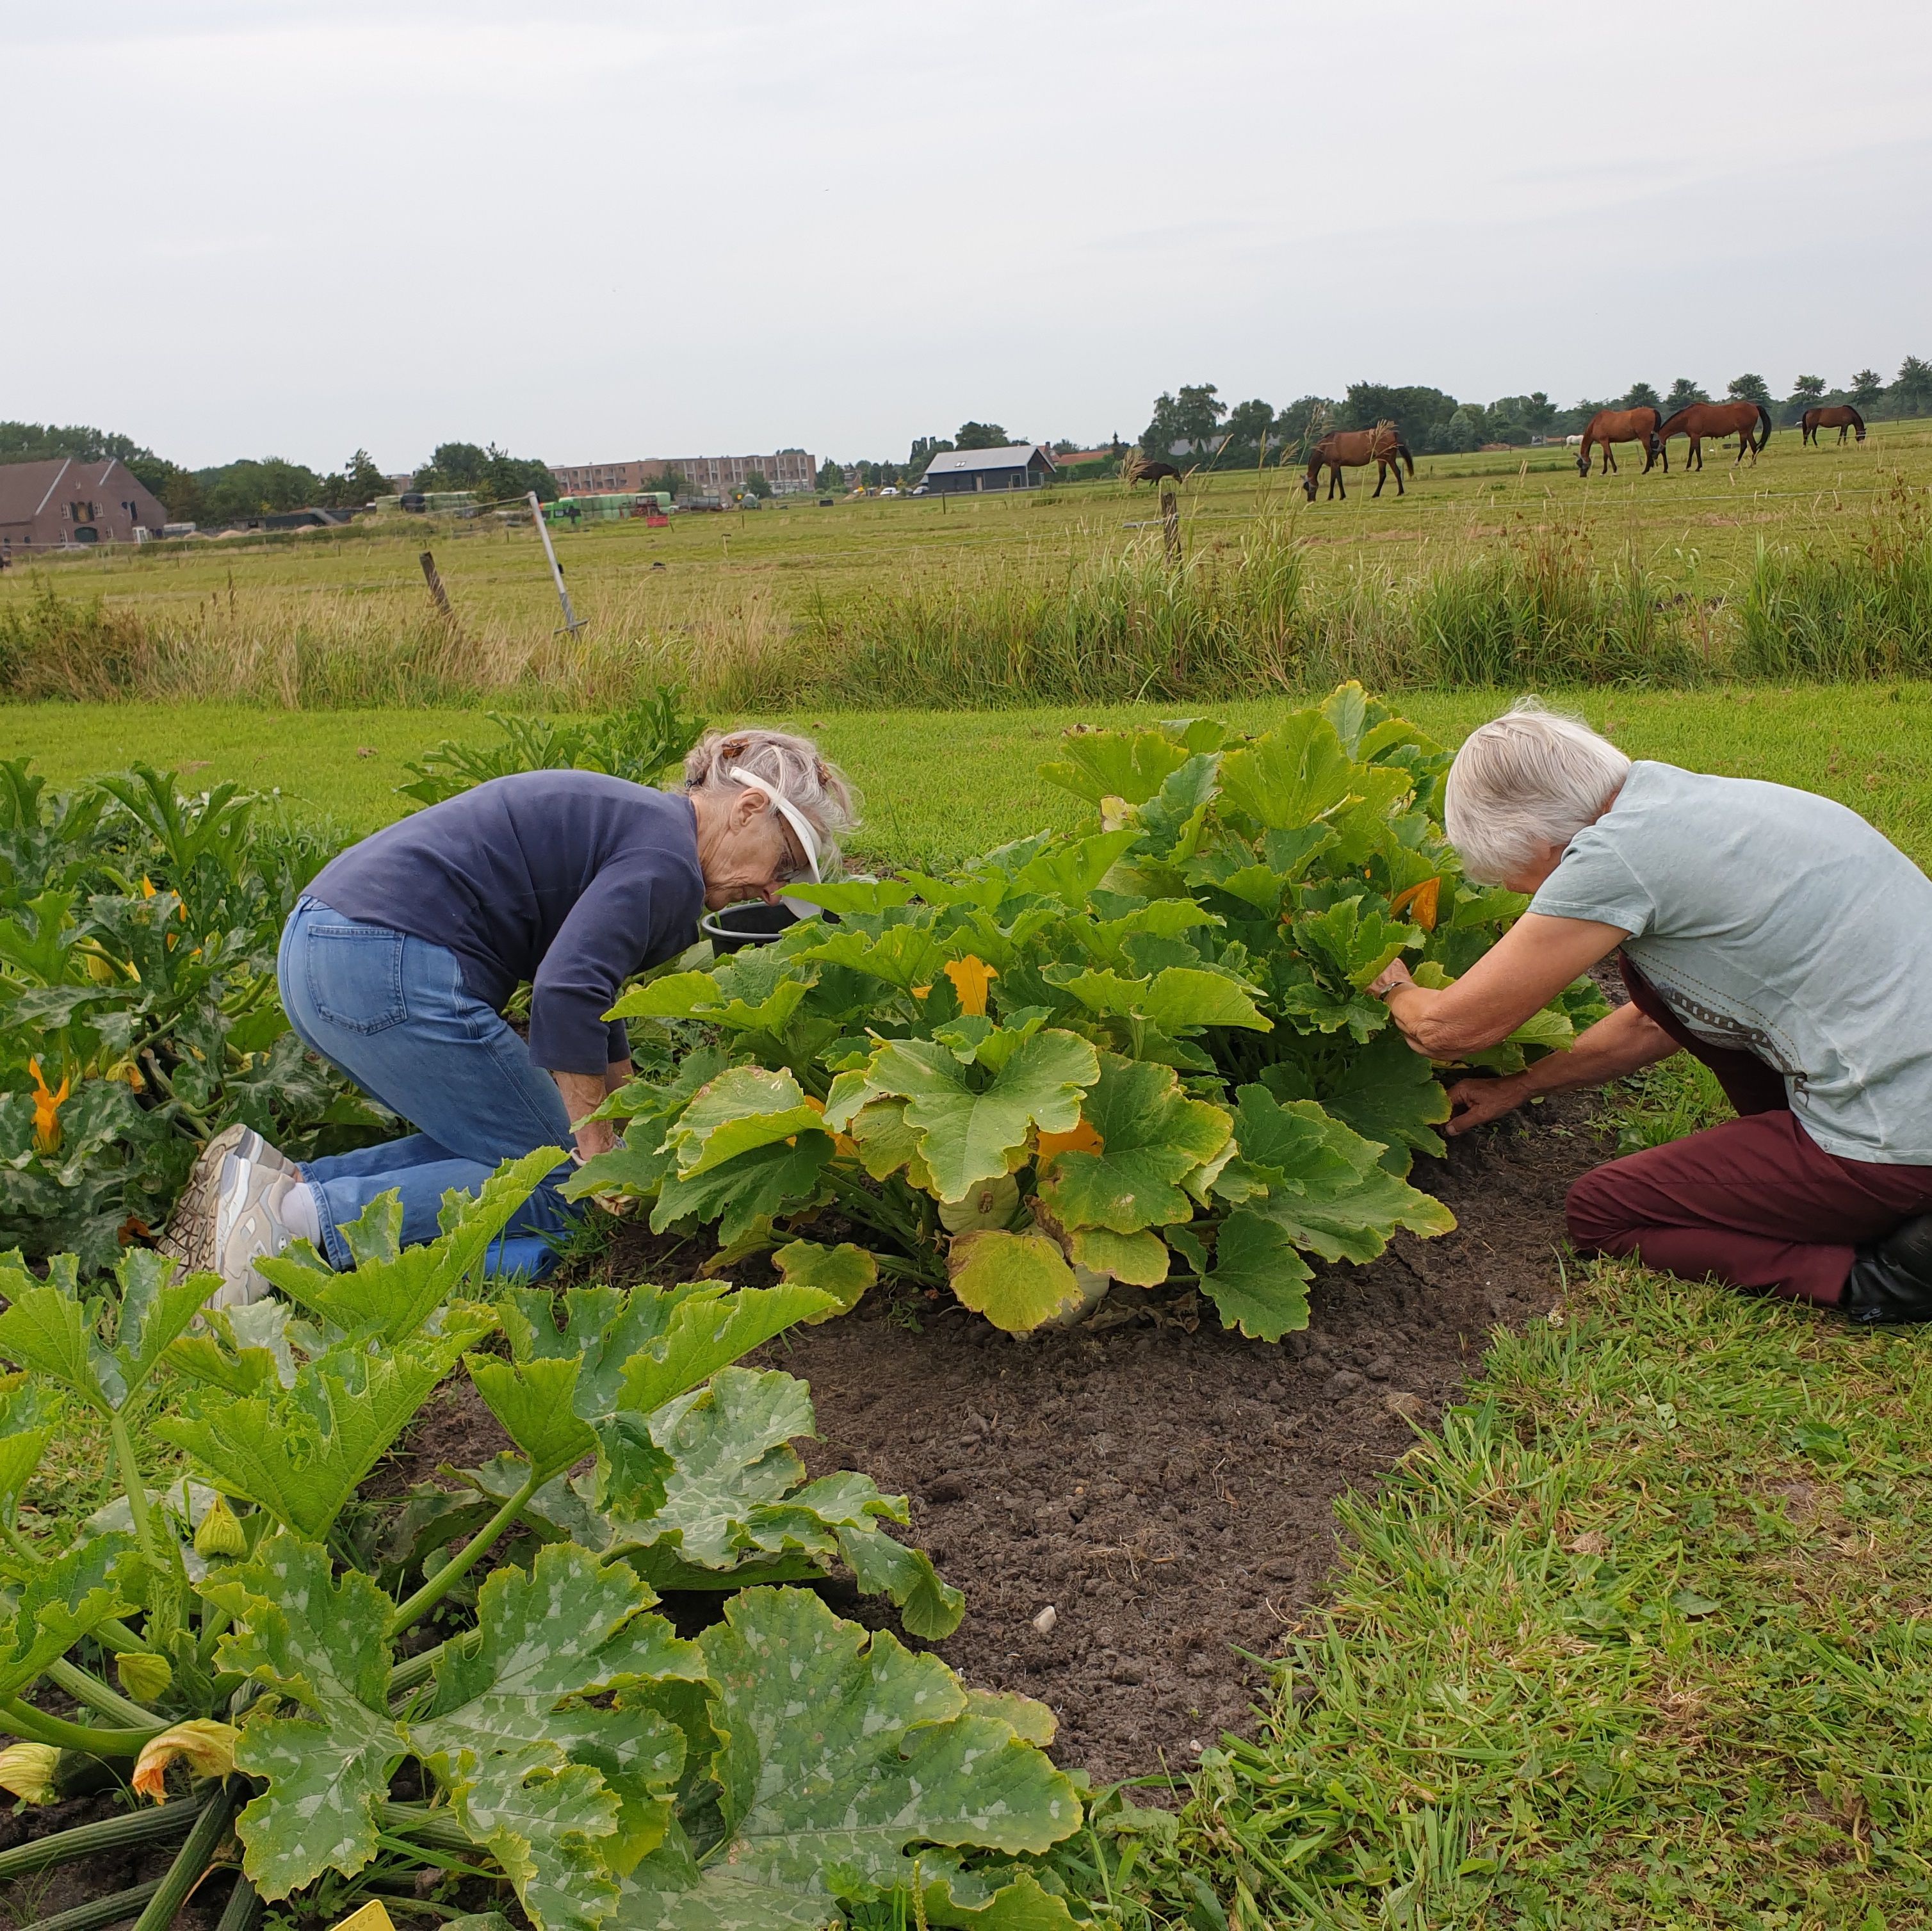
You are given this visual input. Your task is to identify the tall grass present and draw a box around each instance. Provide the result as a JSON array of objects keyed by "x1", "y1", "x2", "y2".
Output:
[
  {"x1": 785, "y1": 521, "x2": 1308, "y2": 707},
  {"x1": 1738, "y1": 480, "x2": 1932, "y2": 678},
  {"x1": 18, "y1": 494, "x2": 1924, "y2": 710}
]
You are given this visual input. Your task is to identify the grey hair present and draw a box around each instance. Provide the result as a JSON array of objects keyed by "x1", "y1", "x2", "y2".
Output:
[
  {"x1": 1444, "y1": 698, "x2": 1630, "y2": 883},
  {"x1": 683, "y1": 726, "x2": 859, "y2": 867}
]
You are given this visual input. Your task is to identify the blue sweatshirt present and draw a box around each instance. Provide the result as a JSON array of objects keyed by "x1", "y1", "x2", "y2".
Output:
[{"x1": 307, "y1": 772, "x2": 704, "y2": 1073}]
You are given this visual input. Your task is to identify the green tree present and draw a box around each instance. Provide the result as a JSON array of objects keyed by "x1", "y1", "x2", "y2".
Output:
[
  {"x1": 193, "y1": 457, "x2": 328, "y2": 525},
  {"x1": 743, "y1": 470, "x2": 772, "y2": 499},
  {"x1": 1621, "y1": 380, "x2": 1661, "y2": 411},
  {"x1": 908, "y1": 436, "x2": 954, "y2": 473},
  {"x1": 953, "y1": 421, "x2": 1011, "y2": 450},
  {"x1": 317, "y1": 448, "x2": 389, "y2": 509},
  {"x1": 815, "y1": 459, "x2": 843, "y2": 492},
  {"x1": 1341, "y1": 384, "x2": 1456, "y2": 452},
  {"x1": 1665, "y1": 376, "x2": 1710, "y2": 411},
  {"x1": 1791, "y1": 374, "x2": 1826, "y2": 399},
  {"x1": 1894, "y1": 355, "x2": 1932, "y2": 414},
  {"x1": 1216, "y1": 398, "x2": 1276, "y2": 465},
  {"x1": 1726, "y1": 373, "x2": 1772, "y2": 407},
  {"x1": 1851, "y1": 368, "x2": 1885, "y2": 407},
  {"x1": 1272, "y1": 396, "x2": 1336, "y2": 459}
]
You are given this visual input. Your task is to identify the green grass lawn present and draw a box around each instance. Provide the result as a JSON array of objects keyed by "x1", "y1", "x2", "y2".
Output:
[{"x1": 11, "y1": 680, "x2": 1932, "y2": 870}]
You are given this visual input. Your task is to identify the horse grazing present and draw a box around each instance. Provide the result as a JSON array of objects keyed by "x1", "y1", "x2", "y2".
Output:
[
  {"x1": 1125, "y1": 455, "x2": 1183, "y2": 486},
  {"x1": 1801, "y1": 405, "x2": 1866, "y2": 446},
  {"x1": 1657, "y1": 401, "x2": 1773, "y2": 469},
  {"x1": 1577, "y1": 406, "x2": 1665, "y2": 477},
  {"x1": 1301, "y1": 423, "x2": 1415, "y2": 501}
]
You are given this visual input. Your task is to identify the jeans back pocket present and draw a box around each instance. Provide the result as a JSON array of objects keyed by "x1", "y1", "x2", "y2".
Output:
[{"x1": 305, "y1": 922, "x2": 409, "y2": 1034}]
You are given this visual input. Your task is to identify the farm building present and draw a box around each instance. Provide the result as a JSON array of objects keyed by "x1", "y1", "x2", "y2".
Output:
[
  {"x1": 551, "y1": 450, "x2": 818, "y2": 496},
  {"x1": 917, "y1": 444, "x2": 1058, "y2": 494},
  {"x1": 0, "y1": 457, "x2": 168, "y2": 557}
]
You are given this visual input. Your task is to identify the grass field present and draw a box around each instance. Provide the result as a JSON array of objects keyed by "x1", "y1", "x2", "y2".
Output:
[
  {"x1": 12, "y1": 680, "x2": 1932, "y2": 870},
  {"x1": 4, "y1": 418, "x2": 1929, "y2": 710}
]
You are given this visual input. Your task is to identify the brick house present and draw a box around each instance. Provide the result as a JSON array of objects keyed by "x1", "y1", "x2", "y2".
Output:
[
  {"x1": 549, "y1": 450, "x2": 818, "y2": 497},
  {"x1": 0, "y1": 459, "x2": 170, "y2": 559}
]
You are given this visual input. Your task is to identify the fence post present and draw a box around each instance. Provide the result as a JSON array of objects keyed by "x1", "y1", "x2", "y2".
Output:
[
  {"x1": 418, "y1": 550, "x2": 455, "y2": 624},
  {"x1": 1161, "y1": 487, "x2": 1181, "y2": 567}
]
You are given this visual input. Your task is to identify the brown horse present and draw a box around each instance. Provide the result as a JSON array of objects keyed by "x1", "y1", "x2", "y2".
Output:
[
  {"x1": 1657, "y1": 400, "x2": 1773, "y2": 469},
  {"x1": 1577, "y1": 406, "x2": 1665, "y2": 477},
  {"x1": 1801, "y1": 404, "x2": 1866, "y2": 446},
  {"x1": 1302, "y1": 422, "x2": 1415, "y2": 501}
]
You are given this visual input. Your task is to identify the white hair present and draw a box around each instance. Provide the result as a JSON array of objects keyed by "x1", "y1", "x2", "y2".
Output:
[
  {"x1": 1444, "y1": 698, "x2": 1630, "y2": 883},
  {"x1": 683, "y1": 727, "x2": 858, "y2": 868}
]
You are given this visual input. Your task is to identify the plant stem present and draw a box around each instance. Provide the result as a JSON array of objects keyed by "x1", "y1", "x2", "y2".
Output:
[
  {"x1": 195, "y1": 1608, "x2": 231, "y2": 1665},
  {"x1": 44, "y1": 1656, "x2": 159, "y2": 1728},
  {"x1": 386, "y1": 1469, "x2": 540, "y2": 1640},
  {"x1": 386, "y1": 1629, "x2": 480, "y2": 1703},
  {"x1": 212, "y1": 1872, "x2": 259, "y2": 1931},
  {"x1": 127, "y1": 1777, "x2": 239, "y2": 1931},
  {"x1": 0, "y1": 1791, "x2": 208, "y2": 1882},
  {"x1": 18, "y1": 1878, "x2": 163, "y2": 1931},
  {"x1": 376, "y1": 1801, "x2": 483, "y2": 1852},
  {"x1": 107, "y1": 1410, "x2": 161, "y2": 1577},
  {"x1": 0, "y1": 1697, "x2": 164, "y2": 1756},
  {"x1": 92, "y1": 1618, "x2": 155, "y2": 1657}
]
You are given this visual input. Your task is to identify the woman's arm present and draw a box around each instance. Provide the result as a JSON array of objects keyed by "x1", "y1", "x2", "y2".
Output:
[
  {"x1": 1369, "y1": 911, "x2": 1630, "y2": 1057},
  {"x1": 1441, "y1": 1000, "x2": 1681, "y2": 1133}
]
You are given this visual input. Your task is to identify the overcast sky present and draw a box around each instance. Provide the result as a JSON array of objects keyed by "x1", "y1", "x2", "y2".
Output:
[{"x1": 6, "y1": 0, "x2": 1928, "y2": 473}]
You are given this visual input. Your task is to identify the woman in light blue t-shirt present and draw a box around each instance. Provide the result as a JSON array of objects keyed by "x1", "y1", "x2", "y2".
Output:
[{"x1": 1366, "y1": 700, "x2": 1932, "y2": 1326}]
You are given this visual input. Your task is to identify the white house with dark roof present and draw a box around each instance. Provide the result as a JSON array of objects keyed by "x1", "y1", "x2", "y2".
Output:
[{"x1": 917, "y1": 444, "x2": 1057, "y2": 494}]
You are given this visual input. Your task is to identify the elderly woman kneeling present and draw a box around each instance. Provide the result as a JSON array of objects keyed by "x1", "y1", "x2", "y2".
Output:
[
  {"x1": 1367, "y1": 701, "x2": 1932, "y2": 1325},
  {"x1": 164, "y1": 728, "x2": 854, "y2": 1303}
]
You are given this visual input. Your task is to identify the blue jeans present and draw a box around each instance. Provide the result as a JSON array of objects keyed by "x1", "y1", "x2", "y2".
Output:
[{"x1": 277, "y1": 897, "x2": 580, "y2": 1279}]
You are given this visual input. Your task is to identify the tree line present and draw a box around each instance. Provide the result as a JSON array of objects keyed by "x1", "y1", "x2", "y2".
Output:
[
  {"x1": 1136, "y1": 358, "x2": 1932, "y2": 468},
  {"x1": 0, "y1": 424, "x2": 558, "y2": 526}
]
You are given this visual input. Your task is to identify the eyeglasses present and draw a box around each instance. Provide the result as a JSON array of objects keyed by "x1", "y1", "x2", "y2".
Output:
[{"x1": 729, "y1": 769, "x2": 822, "y2": 884}]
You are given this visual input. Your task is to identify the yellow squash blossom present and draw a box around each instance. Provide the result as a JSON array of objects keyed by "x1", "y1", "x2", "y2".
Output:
[
  {"x1": 131, "y1": 1720, "x2": 239, "y2": 1802},
  {"x1": 1390, "y1": 876, "x2": 1441, "y2": 931},
  {"x1": 942, "y1": 955, "x2": 998, "y2": 1017},
  {"x1": 28, "y1": 1060, "x2": 69, "y2": 1154}
]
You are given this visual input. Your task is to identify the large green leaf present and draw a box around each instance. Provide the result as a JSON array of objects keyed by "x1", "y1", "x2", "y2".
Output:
[
  {"x1": 612, "y1": 1588, "x2": 1081, "y2": 1930},
  {"x1": 1295, "y1": 898, "x2": 1423, "y2": 991},
  {"x1": 609, "y1": 972, "x2": 811, "y2": 1036},
  {"x1": 771, "y1": 1240, "x2": 877, "y2": 1322},
  {"x1": 1197, "y1": 1210, "x2": 1313, "y2": 1342},
  {"x1": 1059, "y1": 965, "x2": 1269, "y2": 1034},
  {"x1": 1311, "y1": 1027, "x2": 1451, "y2": 1175},
  {"x1": 614, "y1": 1285, "x2": 838, "y2": 1416},
  {"x1": 649, "y1": 1134, "x2": 832, "y2": 1245},
  {"x1": 1037, "y1": 1056, "x2": 1230, "y2": 1236},
  {"x1": 1222, "y1": 1087, "x2": 1455, "y2": 1264},
  {"x1": 858, "y1": 1031, "x2": 1098, "y2": 1205},
  {"x1": 1217, "y1": 713, "x2": 1360, "y2": 830},
  {"x1": 466, "y1": 1353, "x2": 600, "y2": 1483},
  {"x1": 797, "y1": 924, "x2": 950, "y2": 993},
  {"x1": 414, "y1": 1544, "x2": 704, "y2": 1916},
  {"x1": 157, "y1": 1329, "x2": 476, "y2": 1538},
  {"x1": 948, "y1": 1230, "x2": 1081, "y2": 1333},
  {"x1": 210, "y1": 1542, "x2": 404, "y2": 1898},
  {"x1": 0, "y1": 1531, "x2": 136, "y2": 1700},
  {"x1": 1037, "y1": 729, "x2": 1191, "y2": 806},
  {"x1": 666, "y1": 1068, "x2": 825, "y2": 1179}
]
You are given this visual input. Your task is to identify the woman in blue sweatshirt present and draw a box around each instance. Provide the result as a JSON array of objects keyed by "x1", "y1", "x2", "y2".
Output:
[{"x1": 166, "y1": 728, "x2": 854, "y2": 1302}]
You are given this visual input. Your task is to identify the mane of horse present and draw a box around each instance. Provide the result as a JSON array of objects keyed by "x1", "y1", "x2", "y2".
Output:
[{"x1": 1847, "y1": 405, "x2": 1866, "y2": 431}]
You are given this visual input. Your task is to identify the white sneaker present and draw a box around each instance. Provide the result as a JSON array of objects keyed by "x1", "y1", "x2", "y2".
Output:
[
  {"x1": 210, "y1": 1155, "x2": 298, "y2": 1310},
  {"x1": 160, "y1": 1126, "x2": 297, "y2": 1273}
]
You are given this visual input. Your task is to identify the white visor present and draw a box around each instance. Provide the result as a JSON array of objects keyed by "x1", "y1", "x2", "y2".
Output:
[{"x1": 729, "y1": 767, "x2": 822, "y2": 883}]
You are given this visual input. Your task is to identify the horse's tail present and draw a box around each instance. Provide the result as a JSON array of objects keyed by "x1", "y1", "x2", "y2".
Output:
[
  {"x1": 1396, "y1": 442, "x2": 1415, "y2": 475},
  {"x1": 1755, "y1": 404, "x2": 1773, "y2": 451}
]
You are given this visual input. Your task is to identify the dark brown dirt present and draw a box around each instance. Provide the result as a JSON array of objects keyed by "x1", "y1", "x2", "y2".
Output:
[
  {"x1": 384, "y1": 1091, "x2": 1612, "y2": 1786},
  {"x1": 745, "y1": 1092, "x2": 1611, "y2": 1782},
  {"x1": 0, "y1": 1788, "x2": 238, "y2": 1931}
]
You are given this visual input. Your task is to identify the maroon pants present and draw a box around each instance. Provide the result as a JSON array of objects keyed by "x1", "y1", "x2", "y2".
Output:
[{"x1": 1564, "y1": 959, "x2": 1932, "y2": 1307}]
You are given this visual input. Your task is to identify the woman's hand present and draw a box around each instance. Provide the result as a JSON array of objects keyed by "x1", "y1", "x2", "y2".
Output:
[
  {"x1": 1367, "y1": 957, "x2": 1415, "y2": 1000},
  {"x1": 1443, "y1": 1072, "x2": 1532, "y2": 1135}
]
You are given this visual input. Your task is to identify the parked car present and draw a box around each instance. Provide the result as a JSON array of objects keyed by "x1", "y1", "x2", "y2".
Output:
[{"x1": 878, "y1": 486, "x2": 900, "y2": 497}]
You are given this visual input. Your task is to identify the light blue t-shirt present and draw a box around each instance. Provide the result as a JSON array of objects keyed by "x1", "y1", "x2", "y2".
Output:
[{"x1": 1530, "y1": 760, "x2": 1932, "y2": 1164}]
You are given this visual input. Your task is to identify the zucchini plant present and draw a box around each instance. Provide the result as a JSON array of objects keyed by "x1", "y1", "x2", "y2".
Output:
[
  {"x1": 0, "y1": 1153, "x2": 1053, "y2": 1931},
  {"x1": 567, "y1": 684, "x2": 1606, "y2": 1342}
]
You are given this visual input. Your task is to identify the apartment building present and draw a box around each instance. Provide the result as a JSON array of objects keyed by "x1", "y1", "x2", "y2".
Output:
[{"x1": 549, "y1": 450, "x2": 818, "y2": 496}]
